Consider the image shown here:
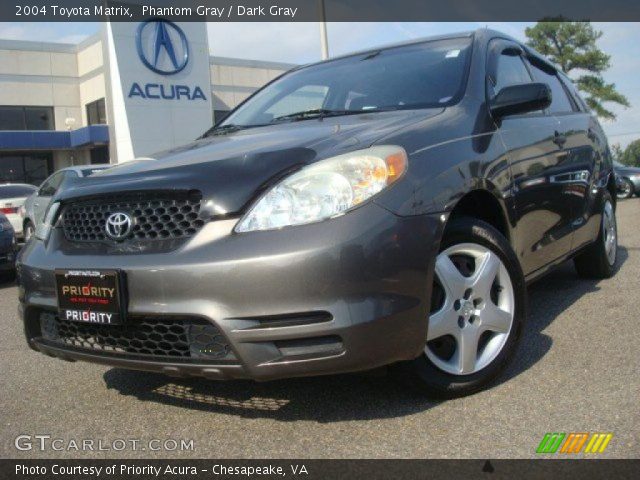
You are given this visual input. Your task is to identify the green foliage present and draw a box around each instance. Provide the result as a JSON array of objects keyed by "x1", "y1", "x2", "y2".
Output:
[
  {"x1": 525, "y1": 21, "x2": 629, "y2": 120},
  {"x1": 621, "y1": 139, "x2": 640, "y2": 167},
  {"x1": 610, "y1": 143, "x2": 623, "y2": 162}
]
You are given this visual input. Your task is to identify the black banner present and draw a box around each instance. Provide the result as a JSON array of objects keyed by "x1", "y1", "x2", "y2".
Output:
[
  {"x1": 2, "y1": 0, "x2": 640, "y2": 22},
  {"x1": 3, "y1": 459, "x2": 640, "y2": 479}
]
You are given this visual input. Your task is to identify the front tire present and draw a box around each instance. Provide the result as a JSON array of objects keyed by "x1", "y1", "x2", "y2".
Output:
[
  {"x1": 616, "y1": 178, "x2": 634, "y2": 199},
  {"x1": 398, "y1": 217, "x2": 527, "y2": 398},
  {"x1": 23, "y1": 220, "x2": 35, "y2": 243},
  {"x1": 574, "y1": 192, "x2": 617, "y2": 279}
]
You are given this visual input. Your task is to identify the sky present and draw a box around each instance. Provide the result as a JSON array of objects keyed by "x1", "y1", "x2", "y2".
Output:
[{"x1": 0, "y1": 21, "x2": 638, "y2": 148}]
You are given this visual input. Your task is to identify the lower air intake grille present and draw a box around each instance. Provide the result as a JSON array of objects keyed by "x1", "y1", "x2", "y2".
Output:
[{"x1": 39, "y1": 312, "x2": 236, "y2": 362}]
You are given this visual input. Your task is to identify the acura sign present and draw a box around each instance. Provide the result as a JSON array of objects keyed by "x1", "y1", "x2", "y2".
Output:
[
  {"x1": 136, "y1": 19, "x2": 189, "y2": 75},
  {"x1": 129, "y1": 19, "x2": 207, "y2": 101}
]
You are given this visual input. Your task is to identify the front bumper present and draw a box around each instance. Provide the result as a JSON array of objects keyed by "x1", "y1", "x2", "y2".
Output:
[{"x1": 18, "y1": 202, "x2": 442, "y2": 381}]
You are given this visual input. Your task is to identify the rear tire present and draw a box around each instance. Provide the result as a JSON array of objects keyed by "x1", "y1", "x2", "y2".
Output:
[
  {"x1": 617, "y1": 178, "x2": 634, "y2": 199},
  {"x1": 397, "y1": 217, "x2": 527, "y2": 398},
  {"x1": 574, "y1": 192, "x2": 617, "y2": 279}
]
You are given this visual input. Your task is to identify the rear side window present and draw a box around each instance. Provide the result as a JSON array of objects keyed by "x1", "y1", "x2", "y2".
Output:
[
  {"x1": 528, "y1": 63, "x2": 574, "y2": 114},
  {"x1": 493, "y1": 53, "x2": 531, "y2": 95},
  {"x1": 0, "y1": 185, "x2": 37, "y2": 198}
]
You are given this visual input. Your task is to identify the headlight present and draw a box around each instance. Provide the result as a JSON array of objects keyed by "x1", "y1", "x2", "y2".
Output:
[
  {"x1": 235, "y1": 146, "x2": 407, "y2": 233},
  {"x1": 35, "y1": 202, "x2": 60, "y2": 241}
]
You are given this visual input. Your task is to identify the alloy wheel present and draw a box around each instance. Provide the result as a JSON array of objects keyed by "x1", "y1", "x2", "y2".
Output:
[
  {"x1": 426, "y1": 243, "x2": 515, "y2": 376},
  {"x1": 24, "y1": 224, "x2": 34, "y2": 242},
  {"x1": 616, "y1": 180, "x2": 632, "y2": 199}
]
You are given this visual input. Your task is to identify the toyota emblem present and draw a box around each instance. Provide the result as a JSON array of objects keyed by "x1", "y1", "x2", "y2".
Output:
[{"x1": 105, "y1": 212, "x2": 133, "y2": 241}]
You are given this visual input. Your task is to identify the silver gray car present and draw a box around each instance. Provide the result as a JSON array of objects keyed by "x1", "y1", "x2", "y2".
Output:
[
  {"x1": 21, "y1": 166, "x2": 110, "y2": 241},
  {"x1": 17, "y1": 30, "x2": 618, "y2": 398}
]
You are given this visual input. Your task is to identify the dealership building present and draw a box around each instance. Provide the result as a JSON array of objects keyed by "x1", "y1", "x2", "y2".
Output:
[{"x1": 0, "y1": 22, "x2": 295, "y2": 185}]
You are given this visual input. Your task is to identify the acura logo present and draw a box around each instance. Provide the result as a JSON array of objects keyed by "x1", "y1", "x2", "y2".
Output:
[
  {"x1": 105, "y1": 212, "x2": 133, "y2": 241},
  {"x1": 136, "y1": 19, "x2": 189, "y2": 75}
]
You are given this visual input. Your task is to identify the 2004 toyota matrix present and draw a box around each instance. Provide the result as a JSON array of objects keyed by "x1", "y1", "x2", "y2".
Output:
[{"x1": 17, "y1": 30, "x2": 618, "y2": 397}]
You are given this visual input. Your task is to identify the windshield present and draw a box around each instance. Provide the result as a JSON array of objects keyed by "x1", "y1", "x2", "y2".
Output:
[{"x1": 220, "y1": 37, "x2": 472, "y2": 129}]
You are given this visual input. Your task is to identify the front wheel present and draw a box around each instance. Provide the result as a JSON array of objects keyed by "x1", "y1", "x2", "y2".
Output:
[
  {"x1": 574, "y1": 193, "x2": 617, "y2": 279},
  {"x1": 398, "y1": 217, "x2": 527, "y2": 398},
  {"x1": 23, "y1": 220, "x2": 35, "y2": 242},
  {"x1": 616, "y1": 178, "x2": 634, "y2": 199}
]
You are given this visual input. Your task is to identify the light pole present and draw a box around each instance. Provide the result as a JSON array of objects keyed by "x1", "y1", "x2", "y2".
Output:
[{"x1": 318, "y1": 0, "x2": 329, "y2": 60}]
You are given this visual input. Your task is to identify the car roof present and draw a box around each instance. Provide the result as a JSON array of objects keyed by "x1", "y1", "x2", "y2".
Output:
[
  {"x1": 292, "y1": 28, "x2": 559, "y2": 77},
  {"x1": 293, "y1": 30, "x2": 476, "y2": 71},
  {"x1": 0, "y1": 183, "x2": 36, "y2": 189},
  {"x1": 57, "y1": 165, "x2": 111, "y2": 174}
]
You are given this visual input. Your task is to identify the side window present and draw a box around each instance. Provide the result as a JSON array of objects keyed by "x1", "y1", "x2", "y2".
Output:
[
  {"x1": 493, "y1": 53, "x2": 531, "y2": 96},
  {"x1": 528, "y1": 63, "x2": 574, "y2": 114},
  {"x1": 39, "y1": 173, "x2": 63, "y2": 196},
  {"x1": 558, "y1": 73, "x2": 589, "y2": 112}
]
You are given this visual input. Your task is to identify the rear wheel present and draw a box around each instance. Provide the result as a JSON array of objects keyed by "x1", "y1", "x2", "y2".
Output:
[
  {"x1": 399, "y1": 217, "x2": 526, "y2": 398},
  {"x1": 574, "y1": 193, "x2": 617, "y2": 279},
  {"x1": 617, "y1": 178, "x2": 634, "y2": 199}
]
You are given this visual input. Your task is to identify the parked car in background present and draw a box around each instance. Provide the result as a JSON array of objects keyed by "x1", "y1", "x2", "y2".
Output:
[
  {"x1": 18, "y1": 29, "x2": 618, "y2": 398},
  {"x1": 0, "y1": 212, "x2": 16, "y2": 280},
  {"x1": 0, "y1": 183, "x2": 38, "y2": 240},
  {"x1": 614, "y1": 161, "x2": 640, "y2": 199},
  {"x1": 21, "y1": 166, "x2": 110, "y2": 241}
]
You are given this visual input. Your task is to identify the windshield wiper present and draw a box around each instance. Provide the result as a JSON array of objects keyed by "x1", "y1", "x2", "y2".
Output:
[
  {"x1": 201, "y1": 123, "x2": 264, "y2": 138},
  {"x1": 272, "y1": 108, "x2": 352, "y2": 123}
]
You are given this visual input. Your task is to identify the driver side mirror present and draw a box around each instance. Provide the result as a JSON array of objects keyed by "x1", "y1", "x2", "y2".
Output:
[{"x1": 490, "y1": 82, "x2": 551, "y2": 118}]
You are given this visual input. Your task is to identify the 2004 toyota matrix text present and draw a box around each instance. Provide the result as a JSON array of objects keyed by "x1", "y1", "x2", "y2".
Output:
[{"x1": 17, "y1": 29, "x2": 618, "y2": 397}]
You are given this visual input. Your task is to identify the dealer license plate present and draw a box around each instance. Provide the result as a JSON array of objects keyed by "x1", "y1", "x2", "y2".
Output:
[{"x1": 55, "y1": 269, "x2": 125, "y2": 324}]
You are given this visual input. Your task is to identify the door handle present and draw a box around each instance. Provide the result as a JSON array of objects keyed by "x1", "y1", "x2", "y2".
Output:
[
  {"x1": 553, "y1": 131, "x2": 567, "y2": 147},
  {"x1": 33, "y1": 203, "x2": 40, "y2": 207}
]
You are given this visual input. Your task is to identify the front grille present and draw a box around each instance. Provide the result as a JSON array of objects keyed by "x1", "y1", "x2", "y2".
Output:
[
  {"x1": 61, "y1": 193, "x2": 205, "y2": 243},
  {"x1": 39, "y1": 312, "x2": 236, "y2": 362}
]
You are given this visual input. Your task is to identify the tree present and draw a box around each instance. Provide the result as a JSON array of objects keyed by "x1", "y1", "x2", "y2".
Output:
[
  {"x1": 621, "y1": 140, "x2": 640, "y2": 167},
  {"x1": 525, "y1": 21, "x2": 629, "y2": 120},
  {"x1": 610, "y1": 143, "x2": 623, "y2": 163}
]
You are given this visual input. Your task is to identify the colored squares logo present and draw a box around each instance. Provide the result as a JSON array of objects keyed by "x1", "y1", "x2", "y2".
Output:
[{"x1": 537, "y1": 433, "x2": 613, "y2": 454}]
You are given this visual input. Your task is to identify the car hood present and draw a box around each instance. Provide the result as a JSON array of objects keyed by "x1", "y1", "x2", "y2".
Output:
[
  {"x1": 616, "y1": 166, "x2": 640, "y2": 176},
  {"x1": 57, "y1": 109, "x2": 443, "y2": 216}
]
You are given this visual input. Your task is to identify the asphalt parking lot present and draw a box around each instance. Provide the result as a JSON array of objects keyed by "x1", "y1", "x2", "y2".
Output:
[{"x1": 1, "y1": 199, "x2": 638, "y2": 459}]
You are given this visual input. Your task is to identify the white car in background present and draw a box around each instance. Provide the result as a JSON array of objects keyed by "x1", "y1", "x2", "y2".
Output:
[
  {"x1": 0, "y1": 183, "x2": 38, "y2": 239},
  {"x1": 21, "y1": 165, "x2": 110, "y2": 241}
]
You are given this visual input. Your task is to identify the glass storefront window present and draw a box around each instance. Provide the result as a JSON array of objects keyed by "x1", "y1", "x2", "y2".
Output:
[
  {"x1": 86, "y1": 98, "x2": 107, "y2": 125},
  {"x1": 24, "y1": 107, "x2": 55, "y2": 130},
  {"x1": 0, "y1": 152, "x2": 53, "y2": 185},
  {"x1": 0, "y1": 107, "x2": 26, "y2": 130},
  {"x1": 0, "y1": 106, "x2": 55, "y2": 130}
]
